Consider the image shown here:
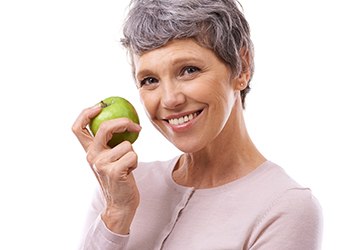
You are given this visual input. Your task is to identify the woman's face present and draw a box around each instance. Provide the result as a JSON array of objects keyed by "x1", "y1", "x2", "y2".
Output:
[{"x1": 133, "y1": 39, "x2": 242, "y2": 153}]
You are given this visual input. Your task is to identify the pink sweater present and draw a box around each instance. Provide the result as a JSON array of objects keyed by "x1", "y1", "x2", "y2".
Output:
[{"x1": 79, "y1": 157, "x2": 323, "y2": 249}]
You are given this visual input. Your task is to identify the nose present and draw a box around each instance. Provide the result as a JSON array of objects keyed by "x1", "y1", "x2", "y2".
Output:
[{"x1": 160, "y1": 79, "x2": 186, "y2": 109}]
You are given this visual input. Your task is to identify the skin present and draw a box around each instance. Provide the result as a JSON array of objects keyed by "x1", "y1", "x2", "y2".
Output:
[
  {"x1": 134, "y1": 39, "x2": 266, "y2": 188},
  {"x1": 72, "y1": 38, "x2": 265, "y2": 234}
]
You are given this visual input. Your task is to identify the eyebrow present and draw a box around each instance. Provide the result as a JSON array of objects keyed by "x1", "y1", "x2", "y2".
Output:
[
  {"x1": 135, "y1": 55, "x2": 205, "y2": 80},
  {"x1": 135, "y1": 69, "x2": 154, "y2": 81}
]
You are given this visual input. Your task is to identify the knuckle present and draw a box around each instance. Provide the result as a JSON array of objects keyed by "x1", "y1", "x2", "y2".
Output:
[
  {"x1": 71, "y1": 122, "x2": 80, "y2": 134},
  {"x1": 94, "y1": 160, "x2": 106, "y2": 175},
  {"x1": 98, "y1": 121, "x2": 110, "y2": 134},
  {"x1": 87, "y1": 156, "x2": 106, "y2": 175},
  {"x1": 71, "y1": 126, "x2": 77, "y2": 135},
  {"x1": 119, "y1": 140, "x2": 133, "y2": 151},
  {"x1": 86, "y1": 151, "x2": 95, "y2": 165},
  {"x1": 72, "y1": 108, "x2": 91, "y2": 134},
  {"x1": 127, "y1": 151, "x2": 138, "y2": 163}
]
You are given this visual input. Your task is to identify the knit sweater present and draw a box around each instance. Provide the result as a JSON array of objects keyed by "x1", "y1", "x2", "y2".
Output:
[{"x1": 79, "y1": 156, "x2": 322, "y2": 250}]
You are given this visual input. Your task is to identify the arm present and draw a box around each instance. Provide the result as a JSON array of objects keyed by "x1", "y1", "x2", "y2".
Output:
[
  {"x1": 249, "y1": 188, "x2": 323, "y2": 250},
  {"x1": 78, "y1": 188, "x2": 130, "y2": 250},
  {"x1": 72, "y1": 105, "x2": 142, "y2": 249}
]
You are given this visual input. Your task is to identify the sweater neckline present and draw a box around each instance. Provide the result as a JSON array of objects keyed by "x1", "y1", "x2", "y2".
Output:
[{"x1": 165, "y1": 155, "x2": 273, "y2": 195}]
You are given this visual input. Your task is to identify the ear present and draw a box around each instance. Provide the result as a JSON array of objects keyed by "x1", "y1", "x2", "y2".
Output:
[{"x1": 233, "y1": 48, "x2": 251, "y2": 91}]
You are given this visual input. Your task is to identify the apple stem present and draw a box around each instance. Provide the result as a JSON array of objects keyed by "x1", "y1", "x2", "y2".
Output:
[{"x1": 100, "y1": 100, "x2": 108, "y2": 108}]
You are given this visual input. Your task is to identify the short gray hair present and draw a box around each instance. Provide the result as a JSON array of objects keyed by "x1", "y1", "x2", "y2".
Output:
[{"x1": 121, "y1": 0, "x2": 254, "y2": 107}]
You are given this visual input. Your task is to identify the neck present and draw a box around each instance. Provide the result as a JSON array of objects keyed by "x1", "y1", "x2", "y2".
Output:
[{"x1": 173, "y1": 100, "x2": 266, "y2": 189}]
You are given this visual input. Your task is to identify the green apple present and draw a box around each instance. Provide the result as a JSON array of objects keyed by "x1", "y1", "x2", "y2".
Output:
[{"x1": 89, "y1": 96, "x2": 140, "y2": 147}]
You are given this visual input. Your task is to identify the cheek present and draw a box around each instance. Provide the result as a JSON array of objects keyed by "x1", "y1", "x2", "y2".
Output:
[
  {"x1": 200, "y1": 78, "x2": 233, "y2": 105},
  {"x1": 139, "y1": 91, "x2": 157, "y2": 119},
  {"x1": 208, "y1": 80, "x2": 237, "y2": 117}
]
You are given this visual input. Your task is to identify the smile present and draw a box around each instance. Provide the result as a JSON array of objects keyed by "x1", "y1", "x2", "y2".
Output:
[{"x1": 166, "y1": 110, "x2": 202, "y2": 126}]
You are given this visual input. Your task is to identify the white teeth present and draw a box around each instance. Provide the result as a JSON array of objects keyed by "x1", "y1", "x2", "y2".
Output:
[
  {"x1": 179, "y1": 117, "x2": 184, "y2": 124},
  {"x1": 168, "y1": 112, "x2": 198, "y2": 125}
]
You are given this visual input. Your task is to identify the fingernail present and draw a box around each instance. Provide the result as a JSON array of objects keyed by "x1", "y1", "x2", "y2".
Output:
[
  {"x1": 91, "y1": 103, "x2": 102, "y2": 110},
  {"x1": 135, "y1": 123, "x2": 142, "y2": 131}
]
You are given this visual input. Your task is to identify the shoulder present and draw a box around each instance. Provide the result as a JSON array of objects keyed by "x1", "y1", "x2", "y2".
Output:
[
  {"x1": 256, "y1": 161, "x2": 322, "y2": 224},
  {"x1": 256, "y1": 161, "x2": 302, "y2": 189},
  {"x1": 247, "y1": 162, "x2": 323, "y2": 249},
  {"x1": 249, "y1": 188, "x2": 323, "y2": 249},
  {"x1": 261, "y1": 187, "x2": 322, "y2": 225}
]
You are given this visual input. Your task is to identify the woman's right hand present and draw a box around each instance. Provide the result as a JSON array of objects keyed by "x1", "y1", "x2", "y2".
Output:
[{"x1": 72, "y1": 105, "x2": 142, "y2": 234}]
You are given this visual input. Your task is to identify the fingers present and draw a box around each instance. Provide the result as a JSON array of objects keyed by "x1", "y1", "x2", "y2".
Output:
[
  {"x1": 93, "y1": 118, "x2": 142, "y2": 151},
  {"x1": 72, "y1": 105, "x2": 102, "y2": 151},
  {"x1": 73, "y1": 103, "x2": 141, "y2": 218},
  {"x1": 91, "y1": 141, "x2": 134, "y2": 167},
  {"x1": 87, "y1": 139, "x2": 137, "y2": 174},
  {"x1": 103, "y1": 151, "x2": 138, "y2": 181},
  {"x1": 73, "y1": 105, "x2": 141, "y2": 186},
  {"x1": 89, "y1": 142, "x2": 138, "y2": 183}
]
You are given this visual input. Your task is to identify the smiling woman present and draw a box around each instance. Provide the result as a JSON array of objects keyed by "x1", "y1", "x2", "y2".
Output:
[
  {"x1": 135, "y1": 39, "x2": 244, "y2": 154},
  {"x1": 72, "y1": 0, "x2": 323, "y2": 249}
]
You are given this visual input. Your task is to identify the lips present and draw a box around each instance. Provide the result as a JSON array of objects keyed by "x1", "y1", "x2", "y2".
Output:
[{"x1": 164, "y1": 110, "x2": 203, "y2": 126}]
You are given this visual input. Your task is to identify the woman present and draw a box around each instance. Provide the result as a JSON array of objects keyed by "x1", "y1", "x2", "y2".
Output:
[{"x1": 72, "y1": 0, "x2": 322, "y2": 249}]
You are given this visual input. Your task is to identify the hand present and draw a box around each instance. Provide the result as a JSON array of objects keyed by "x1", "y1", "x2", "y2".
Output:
[{"x1": 72, "y1": 104, "x2": 142, "y2": 234}]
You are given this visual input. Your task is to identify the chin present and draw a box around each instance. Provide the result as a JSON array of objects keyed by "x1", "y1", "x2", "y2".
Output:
[
  {"x1": 152, "y1": 119, "x2": 210, "y2": 153},
  {"x1": 171, "y1": 138, "x2": 206, "y2": 154}
]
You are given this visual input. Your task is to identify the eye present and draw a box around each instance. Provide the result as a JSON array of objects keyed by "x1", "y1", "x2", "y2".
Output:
[
  {"x1": 139, "y1": 77, "x2": 159, "y2": 87},
  {"x1": 181, "y1": 66, "x2": 200, "y2": 76}
]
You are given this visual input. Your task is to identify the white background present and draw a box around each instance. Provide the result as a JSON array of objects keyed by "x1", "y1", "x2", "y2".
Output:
[{"x1": 0, "y1": 0, "x2": 349, "y2": 249}]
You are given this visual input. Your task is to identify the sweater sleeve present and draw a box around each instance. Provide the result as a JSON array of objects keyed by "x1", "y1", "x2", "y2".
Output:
[
  {"x1": 78, "y1": 188, "x2": 130, "y2": 250},
  {"x1": 249, "y1": 188, "x2": 323, "y2": 250}
]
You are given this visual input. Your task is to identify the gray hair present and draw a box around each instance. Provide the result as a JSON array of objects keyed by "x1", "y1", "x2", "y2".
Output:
[{"x1": 121, "y1": 0, "x2": 254, "y2": 107}]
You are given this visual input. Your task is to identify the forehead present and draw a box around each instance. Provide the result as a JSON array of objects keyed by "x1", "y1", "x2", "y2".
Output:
[{"x1": 132, "y1": 39, "x2": 218, "y2": 73}]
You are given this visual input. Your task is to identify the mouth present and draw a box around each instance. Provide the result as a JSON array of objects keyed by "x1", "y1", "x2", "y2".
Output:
[{"x1": 163, "y1": 110, "x2": 203, "y2": 126}]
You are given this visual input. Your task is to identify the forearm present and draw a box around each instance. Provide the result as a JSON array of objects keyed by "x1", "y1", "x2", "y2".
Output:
[
  {"x1": 80, "y1": 215, "x2": 130, "y2": 250},
  {"x1": 79, "y1": 189, "x2": 132, "y2": 250}
]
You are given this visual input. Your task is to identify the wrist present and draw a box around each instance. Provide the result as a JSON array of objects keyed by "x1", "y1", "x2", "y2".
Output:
[{"x1": 101, "y1": 207, "x2": 137, "y2": 235}]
